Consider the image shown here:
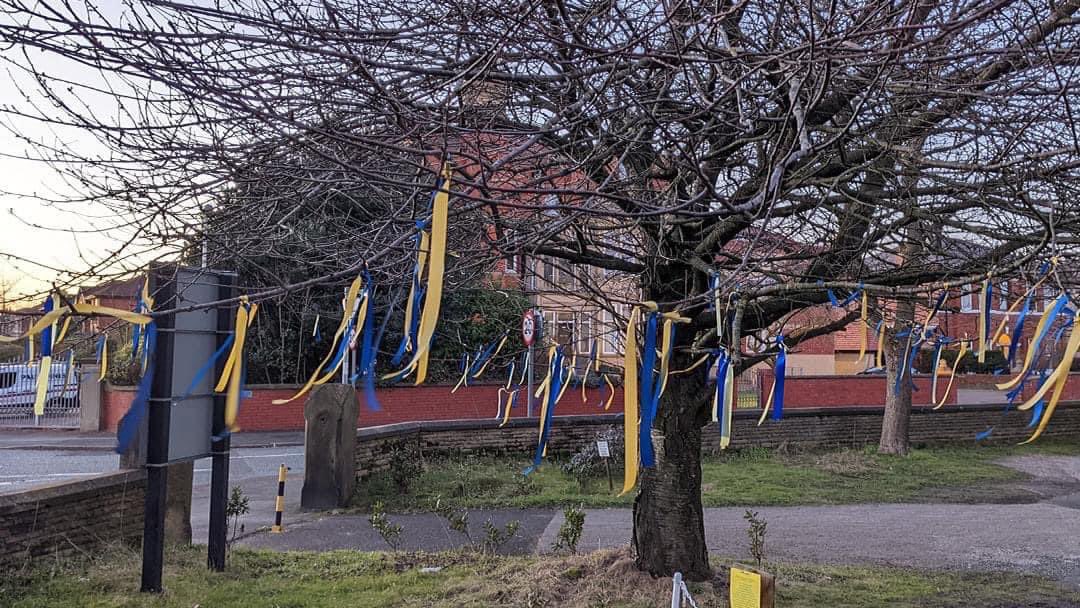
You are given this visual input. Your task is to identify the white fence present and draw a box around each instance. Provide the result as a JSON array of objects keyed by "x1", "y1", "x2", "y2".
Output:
[{"x1": 0, "y1": 356, "x2": 81, "y2": 427}]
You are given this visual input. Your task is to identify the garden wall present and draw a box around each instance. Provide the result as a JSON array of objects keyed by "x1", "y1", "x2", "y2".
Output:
[
  {"x1": 352, "y1": 402, "x2": 1080, "y2": 480},
  {"x1": 100, "y1": 382, "x2": 624, "y2": 432},
  {"x1": 0, "y1": 470, "x2": 145, "y2": 571}
]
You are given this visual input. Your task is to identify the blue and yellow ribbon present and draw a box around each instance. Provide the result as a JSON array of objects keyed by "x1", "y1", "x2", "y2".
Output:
[
  {"x1": 386, "y1": 164, "x2": 451, "y2": 385},
  {"x1": 215, "y1": 298, "x2": 257, "y2": 431}
]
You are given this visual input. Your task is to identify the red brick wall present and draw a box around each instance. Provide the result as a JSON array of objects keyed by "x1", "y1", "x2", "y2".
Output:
[
  {"x1": 99, "y1": 382, "x2": 624, "y2": 432},
  {"x1": 756, "y1": 370, "x2": 958, "y2": 408},
  {"x1": 101, "y1": 373, "x2": 1080, "y2": 431}
]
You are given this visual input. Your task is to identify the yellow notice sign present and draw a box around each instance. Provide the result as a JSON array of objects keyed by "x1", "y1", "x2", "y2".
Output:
[{"x1": 730, "y1": 567, "x2": 762, "y2": 608}]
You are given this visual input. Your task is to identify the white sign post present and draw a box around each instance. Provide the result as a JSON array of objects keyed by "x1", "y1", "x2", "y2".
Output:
[{"x1": 597, "y1": 440, "x2": 613, "y2": 490}]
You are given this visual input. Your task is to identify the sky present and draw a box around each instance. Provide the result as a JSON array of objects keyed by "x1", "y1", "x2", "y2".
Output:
[{"x1": 0, "y1": 6, "x2": 141, "y2": 305}]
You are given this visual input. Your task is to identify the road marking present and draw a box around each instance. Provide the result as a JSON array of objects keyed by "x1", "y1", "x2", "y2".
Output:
[
  {"x1": 230, "y1": 452, "x2": 304, "y2": 459},
  {"x1": 0, "y1": 472, "x2": 98, "y2": 479}
]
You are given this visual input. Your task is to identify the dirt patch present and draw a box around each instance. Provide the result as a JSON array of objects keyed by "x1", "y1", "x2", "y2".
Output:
[{"x1": 442, "y1": 547, "x2": 722, "y2": 607}]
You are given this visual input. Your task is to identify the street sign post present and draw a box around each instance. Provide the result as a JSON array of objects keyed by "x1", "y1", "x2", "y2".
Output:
[{"x1": 522, "y1": 309, "x2": 541, "y2": 417}]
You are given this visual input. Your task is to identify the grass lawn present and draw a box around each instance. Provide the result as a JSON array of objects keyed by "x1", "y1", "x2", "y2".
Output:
[
  {"x1": 352, "y1": 439, "x2": 1080, "y2": 512},
  {"x1": 3, "y1": 545, "x2": 1077, "y2": 608}
]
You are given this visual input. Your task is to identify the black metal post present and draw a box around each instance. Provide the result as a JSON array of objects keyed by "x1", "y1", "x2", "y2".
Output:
[
  {"x1": 141, "y1": 268, "x2": 175, "y2": 593},
  {"x1": 207, "y1": 273, "x2": 235, "y2": 571}
]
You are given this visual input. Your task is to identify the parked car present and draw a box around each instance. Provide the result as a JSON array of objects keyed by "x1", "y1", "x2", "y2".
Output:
[{"x1": 0, "y1": 361, "x2": 79, "y2": 413}]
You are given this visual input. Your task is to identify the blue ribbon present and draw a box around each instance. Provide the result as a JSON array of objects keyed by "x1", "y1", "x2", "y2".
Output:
[
  {"x1": 983, "y1": 282, "x2": 994, "y2": 348},
  {"x1": 1008, "y1": 289, "x2": 1035, "y2": 368},
  {"x1": 357, "y1": 294, "x2": 381, "y2": 412},
  {"x1": 391, "y1": 232, "x2": 428, "y2": 366},
  {"x1": 772, "y1": 336, "x2": 786, "y2": 421},
  {"x1": 468, "y1": 332, "x2": 507, "y2": 379},
  {"x1": 707, "y1": 273, "x2": 720, "y2": 311},
  {"x1": 524, "y1": 347, "x2": 564, "y2": 475},
  {"x1": 975, "y1": 427, "x2": 993, "y2": 441},
  {"x1": 178, "y1": 334, "x2": 235, "y2": 402},
  {"x1": 1028, "y1": 399, "x2": 1046, "y2": 429},
  {"x1": 716, "y1": 350, "x2": 730, "y2": 436},
  {"x1": 639, "y1": 312, "x2": 660, "y2": 467},
  {"x1": 95, "y1": 334, "x2": 107, "y2": 365},
  {"x1": 40, "y1": 297, "x2": 54, "y2": 358},
  {"x1": 115, "y1": 322, "x2": 156, "y2": 454}
]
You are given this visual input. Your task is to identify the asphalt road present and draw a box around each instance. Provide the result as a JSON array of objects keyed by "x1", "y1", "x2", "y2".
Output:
[{"x1": 0, "y1": 446, "x2": 305, "y2": 541}]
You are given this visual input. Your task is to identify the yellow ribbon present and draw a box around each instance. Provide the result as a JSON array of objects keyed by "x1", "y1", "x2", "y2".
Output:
[
  {"x1": 875, "y1": 319, "x2": 887, "y2": 369},
  {"x1": 620, "y1": 306, "x2": 642, "y2": 496},
  {"x1": 933, "y1": 339, "x2": 967, "y2": 410},
  {"x1": 758, "y1": 373, "x2": 774, "y2": 426},
  {"x1": 535, "y1": 345, "x2": 557, "y2": 457},
  {"x1": 314, "y1": 292, "x2": 367, "y2": 385},
  {"x1": 858, "y1": 292, "x2": 868, "y2": 364},
  {"x1": 55, "y1": 317, "x2": 72, "y2": 345},
  {"x1": 0, "y1": 303, "x2": 151, "y2": 345},
  {"x1": 672, "y1": 354, "x2": 709, "y2": 376},
  {"x1": 603, "y1": 373, "x2": 615, "y2": 410},
  {"x1": 721, "y1": 358, "x2": 734, "y2": 449},
  {"x1": 451, "y1": 354, "x2": 472, "y2": 394},
  {"x1": 386, "y1": 164, "x2": 451, "y2": 385},
  {"x1": 274, "y1": 273, "x2": 365, "y2": 404},
  {"x1": 656, "y1": 312, "x2": 691, "y2": 400},
  {"x1": 215, "y1": 298, "x2": 256, "y2": 431},
  {"x1": 1019, "y1": 312, "x2": 1080, "y2": 443},
  {"x1": 402, "y1": 230, "x2": 430, "y2": 355},
  {"x1": 977, "y1": 279, "x2": 989, "y2": 363},
  {"x1": 98, "y1": 336, "x2": 108, "y2": 382},
  {"x1": 32, "y1": 357, "x2": 52, "y2": 416},
  {"x1": 997, "y1": 296, "x2": 1058, "y2": 391}
]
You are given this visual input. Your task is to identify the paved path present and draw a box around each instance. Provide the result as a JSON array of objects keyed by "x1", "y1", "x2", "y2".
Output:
[
  {"x1": 0, "y1": 429, "x2": 303, "y2": 452},
  {"x1": 241, "y1": 455, "x2": 1080, "y2": 586}
]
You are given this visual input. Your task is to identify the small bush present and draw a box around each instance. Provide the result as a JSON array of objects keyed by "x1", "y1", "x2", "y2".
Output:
[
  {"x1": 388, "y1": 443, "x2": 422, "y2": 494},
  {"x1": 226, "y1": 485, "x2": 250, "y2": 547},
  {"x1": 368, "y1": 501, "x2": 403, "y2": 550},
  {"x1": 744, "y1": 510, "x2": 768, "y2": 568},
  {"x1": 560, "y1": 427, "x2": 623, "y2": 479},
  {"x1": 553, "y1": 504, "x2": 585, "y2": 554},
  {"x1": 481, "y1": 519, "x2": 520, "y2": 555}
]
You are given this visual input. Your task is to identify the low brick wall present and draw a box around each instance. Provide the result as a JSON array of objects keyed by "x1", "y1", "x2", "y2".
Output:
[
  {"x1": 353, "y1": 402, "x2": 1080, "y2": 480},
  {"x1": 0, "y1": 470, "x2": 145, "y2": 570},
  {"x1": 99, "y1": 382, "x2": 624, "y2": 432}
]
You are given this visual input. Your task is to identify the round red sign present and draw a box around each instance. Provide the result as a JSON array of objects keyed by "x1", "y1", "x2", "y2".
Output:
[{"x1": 522, "y1": 309, "x2": 537, "y2": 346}]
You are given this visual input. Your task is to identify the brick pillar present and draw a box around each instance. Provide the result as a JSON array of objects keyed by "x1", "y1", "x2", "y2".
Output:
[{"x1": 79, "y1": 365, "x2": 102, "y2": 432}]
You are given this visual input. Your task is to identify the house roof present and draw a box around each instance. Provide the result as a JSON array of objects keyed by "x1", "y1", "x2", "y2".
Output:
[{"x1": 80, "y1": 276, "x2": 142, "y2": 299}]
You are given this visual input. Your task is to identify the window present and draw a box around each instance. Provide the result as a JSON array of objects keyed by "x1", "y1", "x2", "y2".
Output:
[
  {"x1": 998, "y1": 281, "x2": 1009, "y2": 311},
  {"x1": 578, "y1": 314, "x2": 593, "y2": 358},
  {"x1": 960, "y1": 287, "x2": 974, "y2": 312},
  {"x1": 602, "y1": 305, "x2": 629, "y2": 355},
  {"x1": 541, "y1": 258, "x2": 554, "y2": 288},
  {"x1": 555, "y1": 265, "x2": 576, "y2": 289},
  {"x1": 555, "y1": 312, "x2": 575, "y2": 356},
  {"x1": 505, "y1": 254, "x2": 518, "y2": 274}
]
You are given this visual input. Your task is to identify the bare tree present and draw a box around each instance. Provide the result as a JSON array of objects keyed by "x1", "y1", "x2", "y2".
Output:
[{"x1": 2, "y1": 0, "x2": 1079, "y2": 580}]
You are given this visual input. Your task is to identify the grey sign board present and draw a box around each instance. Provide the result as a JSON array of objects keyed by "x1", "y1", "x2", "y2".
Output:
[{"x1": 167, "y1": 267, "x2": 226, "y2": 463}]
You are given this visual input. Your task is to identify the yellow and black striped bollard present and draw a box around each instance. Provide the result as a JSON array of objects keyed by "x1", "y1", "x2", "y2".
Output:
[{"x1": 272, "y1": 464, "x2": 286, "y2": 533}]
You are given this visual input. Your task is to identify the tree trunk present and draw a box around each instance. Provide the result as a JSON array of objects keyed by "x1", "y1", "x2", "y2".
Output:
[
  {"x1": 632, "y1": 370, "x2": 712, "y2": 581},
  {"x1": 876, "y1": 319, "x2": 911, "y2": 457},
  {"x1": 879, "y1": 152, "x2": 927, "y2": 456}
]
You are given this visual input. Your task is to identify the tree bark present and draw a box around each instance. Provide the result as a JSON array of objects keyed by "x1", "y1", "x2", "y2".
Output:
[
  {"x1": 879, "y1": 317, "x2": 913, "y2": 455},
  {"x1": 879, "y1": 221, "x2": 923, "y2": 455},
  {"x1": 632, "y1": 369, "x2": 712, "y2": 581}
]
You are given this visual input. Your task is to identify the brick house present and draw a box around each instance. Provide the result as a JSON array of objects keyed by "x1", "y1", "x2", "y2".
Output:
[{"x1": 787, "y1": 280, "x2": 1061, "y2": 375}]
